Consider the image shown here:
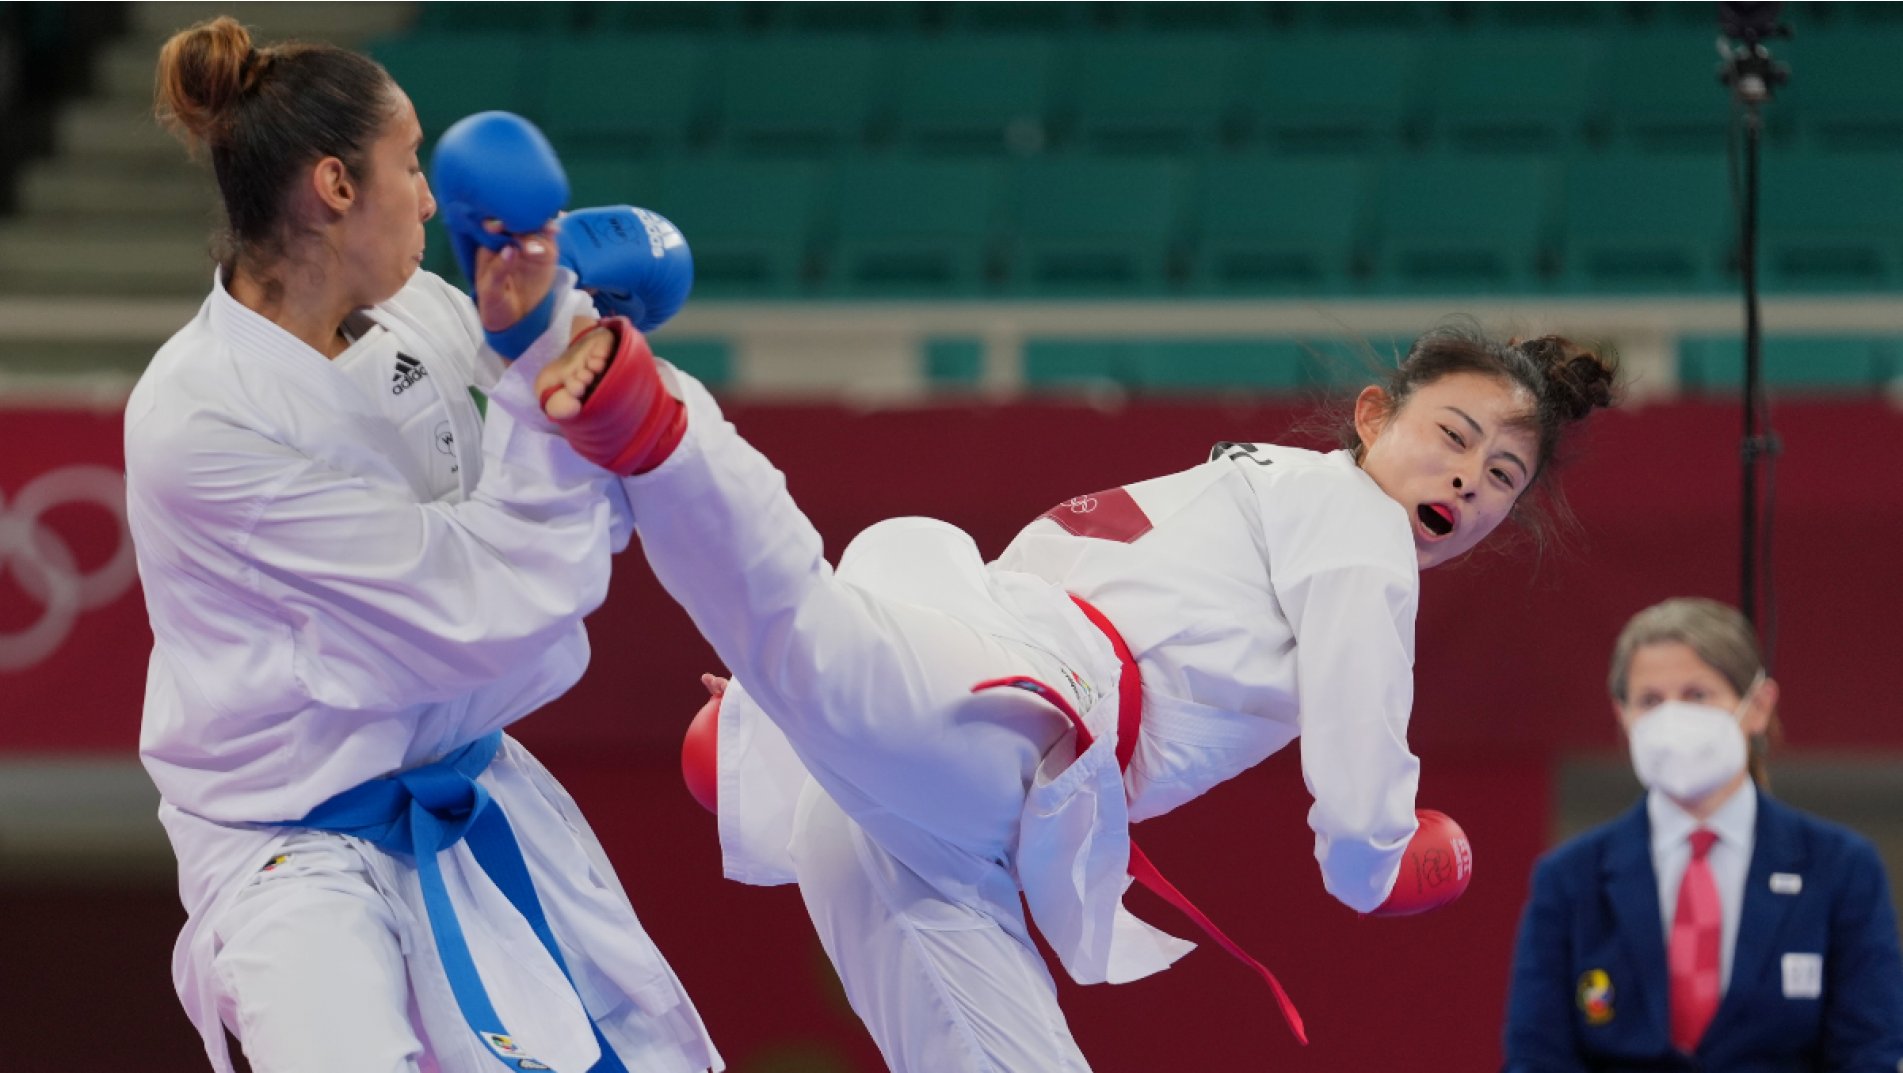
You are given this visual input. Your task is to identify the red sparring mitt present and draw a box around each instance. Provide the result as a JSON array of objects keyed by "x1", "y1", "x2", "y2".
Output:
[
  {"x1": 1367, "y1": 809, "x2": 1473, "y2": 917},
  {"x1": 540, "y1": 315, "x2": 686, "y2": 476},
  {"x1": 681, "y1": 680, "x2": 722, "y2": 814}
]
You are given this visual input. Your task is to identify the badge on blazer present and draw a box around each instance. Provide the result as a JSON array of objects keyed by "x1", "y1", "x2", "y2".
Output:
[{"x1": 1576, "y1": 969, "x2": 1615, "y2": 1025}]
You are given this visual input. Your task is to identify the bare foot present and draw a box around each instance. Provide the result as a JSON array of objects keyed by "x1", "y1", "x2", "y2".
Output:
[{"x1": 536, "y1": 320, "x2": 617, "y2": 421}]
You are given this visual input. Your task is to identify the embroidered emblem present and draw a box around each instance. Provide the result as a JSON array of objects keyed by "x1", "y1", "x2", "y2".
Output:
[
  {"x1": 391, "y1": 352, "x2": 428, "y2": 395},
  {"x1": 1576, "y1": 968, "x2": 1615, "y2": 1025},
  {"x1": 482, "y1": 1032, "x2": 529, "y2": 1059},
  {"x1": 1037, "y1": 486, "x2": 1153, "y2": 542},
  {"x1": 1210, "y1": 440, "x2": 1274, "y2": 466}
]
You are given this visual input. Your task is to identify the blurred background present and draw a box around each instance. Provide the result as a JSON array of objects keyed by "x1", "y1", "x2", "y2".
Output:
[{"x1": 2, "y1": 2, "x2": 1901, "y2": 1070}]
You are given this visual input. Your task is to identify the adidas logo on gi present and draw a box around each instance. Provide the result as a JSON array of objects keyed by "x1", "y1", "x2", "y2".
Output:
[{"x1": 391, "y1": 352, "x2": 427, "y2": 395}]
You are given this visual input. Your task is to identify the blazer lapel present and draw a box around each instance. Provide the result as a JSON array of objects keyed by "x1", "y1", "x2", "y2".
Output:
[
  {"x1": 1706, "y1": 794, "x2": 1808, "y2": 1038},
  {"x1": 1602, "y1": 801, "x2": 1672, "y2": 1043}
]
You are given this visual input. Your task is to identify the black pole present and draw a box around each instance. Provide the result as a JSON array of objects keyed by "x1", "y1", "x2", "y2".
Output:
[
  {"x1": 1740, "y1": 91, "x2": 1765, "y2": 631},
  {"x1": 1718, "y1": 3, "x2": 1787, "y2": 640}
]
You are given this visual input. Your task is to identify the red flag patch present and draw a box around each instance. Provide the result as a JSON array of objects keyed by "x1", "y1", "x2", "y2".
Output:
[{"x1": 1037, "y1": 486, "x2": 1154, "y2": 543}]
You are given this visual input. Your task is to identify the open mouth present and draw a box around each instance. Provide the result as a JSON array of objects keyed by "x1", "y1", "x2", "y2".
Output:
[{"x1": 1418, "y1": 503, "x2": 1455, "y2": 538}]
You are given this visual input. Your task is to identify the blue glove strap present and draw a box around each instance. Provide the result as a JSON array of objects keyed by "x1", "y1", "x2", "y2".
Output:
[
  {"x1": 484, "y1": 285, "x2": 559, "y2": 362},
  {"x1": 446, "y1": 203, "x2": 513, "y2": 286},
  {"x1": 283, "y1": 733, "x2": 630, "y2": 1073}
]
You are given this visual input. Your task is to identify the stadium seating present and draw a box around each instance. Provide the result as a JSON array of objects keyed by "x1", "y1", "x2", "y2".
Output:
[
  {"x1": 336, "y1": 3, "x2": 1903, "y2": 395},
  {"x1": 824, "y1": 157, "x2": 1005, "y2": 295},
  {"x1": 1558, "y1": 152, "x2": 1732, "y2": 293}
]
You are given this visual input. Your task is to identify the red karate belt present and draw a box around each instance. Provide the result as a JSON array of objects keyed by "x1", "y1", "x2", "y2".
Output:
[{"x1": 974, "y1": 593, "x2": 1308, "y2": 1046}]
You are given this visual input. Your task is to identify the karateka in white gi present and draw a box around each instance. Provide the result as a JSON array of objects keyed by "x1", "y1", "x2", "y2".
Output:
[
  {"x1": 130, "y1": 19, "x2": 715, "y2": 1073},
  {"x1": 537, "y1": 289, "x2": 1618, "y2": 1068}
]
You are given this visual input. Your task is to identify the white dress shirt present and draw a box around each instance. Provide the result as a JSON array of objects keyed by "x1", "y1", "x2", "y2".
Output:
[{"x1": 1649, "y1": 779, "x2": 1758, "y2": 993}]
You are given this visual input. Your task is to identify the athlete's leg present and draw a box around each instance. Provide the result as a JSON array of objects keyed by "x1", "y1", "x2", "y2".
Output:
[
  {"x1": 210, "y1": 833, "x2": 427, "y2": 1073},
  {"x1": 627, "y1": 379, "x2": 1086, "y2": 855},
  {"x1": 789, "y1": 782, "x2": 1090, "y2": 1073}
]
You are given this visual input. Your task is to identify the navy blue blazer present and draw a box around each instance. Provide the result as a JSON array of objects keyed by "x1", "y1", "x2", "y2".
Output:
[{"x1": 1503, "y1": 792, "x2": 1903, "y2": 1072}]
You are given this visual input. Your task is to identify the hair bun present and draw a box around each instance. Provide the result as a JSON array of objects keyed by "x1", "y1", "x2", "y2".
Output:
[
  {"x1": 154, "y1": 16, "x2": 260, "y2": 149},
  {"x1": 1516, "y1": 335, "x2": 1617, "y2": 422}
]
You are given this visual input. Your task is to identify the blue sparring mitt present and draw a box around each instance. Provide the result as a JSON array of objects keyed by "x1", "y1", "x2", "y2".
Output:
[
  {"x1": 557, "y1": 206, "x2": 694, "y2": 333},
  {"x1": 430, "y1": 111, "x2": 569, "y2": 288}
]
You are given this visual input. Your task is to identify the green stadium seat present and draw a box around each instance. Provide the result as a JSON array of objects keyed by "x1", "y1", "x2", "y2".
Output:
[
  {"x1": 1186, "y1": 156, "x2": 1370, "y2": 294},
  {"x1": 1465, "y1": 2, "x2": 1626, "y2": 29},
  {"x1": 561, "y1": 159, "x2": 661, "y2": 211},
  {"x1": 891, "y1": 36, "x2": 1055, "y2": 155},
  {"x1": 586, "y1": 2, "x2": 747, "y2": 34},
  {"x1": 1370, "y1": 156, "x2": 1554, "y2": 293},
  {"x1": 1022, "y1": 339, "x2": 1127, "y2": 392},
  {"x1": 1299, "y1": 334, "x2": 1420, "y2": 390},
  {"x1": 373, "y1": 35, "x2": 538, "y2": 138},
  {"x1": 1023, "y1": 339, "x2": 1310, "y2": 395},
  {"x1": 1238, "y1": 35, "x2": 1422, "y2": 153},
  {"x1": 656, "y1": 159, "x2": 825, "y2": 295},
  {"x1": 1641, "y1": 3, "x2": 1743, "y2": 26},
  {"x1": 760, "y1": 1, "x2": 926, "y2": 33},
  {"x1": 1781, "y1": 31, "x2": 1903, "y2": 151},
  {"x1": 1002, "y1": 157, "x2": 1185, "y2": 295},
  {"x1": 1114, "y1": 2, "x2": 1272, "y2": 33},
  {"x1": 1060, "y1": 36, "x2": 1245, "y2": 155},
  {"x1": 924, "y1": 337, "x2": 986, "y2": 387},
  {"x1": 823, "y1": 158, "x2": 1004, "y2": 296},
  {"x1": 416, "y1": 2, "x2": 580, "y2": 33},
  {"x1": 1678, "y1": 335, "x2": 1894, "y2": 394},
  {"x1": 1558, "y1": 153, "x2": 1732, "y2": 293},
  {"x1": 536, "y1": 37, "x2": 711, "y2": 156},
  {"x1": 1127, "y1": 340, "x2": 1313, "y2": 393},
  {"x1": 1603, "y1": 32, "x2": 1739, "y2": 152},
  {"x1": 1422, "y1": 33, "x2": 1601, "y2": 153},
  {"x1": 941, "y1": 2, "x2": 1098, "y2": 33},
  {"x1": 1017, "y1": 336, "x2": 1410, "y2": 396},
  {"x1": 649, "y1": 336, "x2": 733, "y2": 388},
  {"x1": 715, "y1": 37, "x2": 884, "y2": 155},
  {"x1": 1760, "y1": 154, "x2": 1903, "y2": 291},
  {"x1": 1281, "y1": 2, "x2": 1449, "y2": 31}
]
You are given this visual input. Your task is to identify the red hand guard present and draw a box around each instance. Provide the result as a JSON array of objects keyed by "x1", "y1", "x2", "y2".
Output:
[
  {"x1": 682, "y1": 691, "x2": 720, "y2": 814},
  {"x1": 1368, "y1": 809, "x2": 1473, "y2": 917}
]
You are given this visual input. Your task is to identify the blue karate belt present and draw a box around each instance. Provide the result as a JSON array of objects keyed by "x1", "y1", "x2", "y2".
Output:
[{"x1": 286, "y1": 732, "x2": 627, "y2": 1073}]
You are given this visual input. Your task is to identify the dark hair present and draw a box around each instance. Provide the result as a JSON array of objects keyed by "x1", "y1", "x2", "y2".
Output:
[
  {"x1": 154, "y1": 16, "x2": 394, "y2": 273},
  {"x1": 1340, "y1": 322, "x2": 1619, "y2": 554}
]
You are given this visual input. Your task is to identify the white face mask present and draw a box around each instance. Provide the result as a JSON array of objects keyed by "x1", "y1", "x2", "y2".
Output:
[{"x1": 1626, "y1": 673, "x2": 1764, "y2": 804}]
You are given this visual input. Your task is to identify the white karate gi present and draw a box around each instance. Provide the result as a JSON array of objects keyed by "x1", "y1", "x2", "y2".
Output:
[
  {"x1": 622, "y1": 373, "x2": 1422, "y2": 1072},
  {"x1": 127, "y1": 269, "x2": 720, "y2": 1073}
]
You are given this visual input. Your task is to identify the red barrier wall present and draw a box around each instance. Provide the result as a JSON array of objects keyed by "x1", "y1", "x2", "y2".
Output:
[{"x1": 3, "y1": 398, "x2": 1900, "y2": 1071}]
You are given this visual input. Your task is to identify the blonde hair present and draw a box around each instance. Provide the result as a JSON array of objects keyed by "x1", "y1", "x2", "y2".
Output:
[{"x1": 1609, "y1": 597, "x2": 1778, "y2": 786}]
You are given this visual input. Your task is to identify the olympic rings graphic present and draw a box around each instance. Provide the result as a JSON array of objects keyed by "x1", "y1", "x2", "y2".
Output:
[
  {"x1": 0, "y1": 465, "x2": 136, "y2": 672},
  {"x1": 1063, "y1": 495, "x2": 1099, "y2": 514}
]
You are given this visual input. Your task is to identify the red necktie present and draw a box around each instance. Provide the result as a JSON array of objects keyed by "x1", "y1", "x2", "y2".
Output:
[{"x1": 1669, "y1": 828, "x2": 1722, "y2": 1052}]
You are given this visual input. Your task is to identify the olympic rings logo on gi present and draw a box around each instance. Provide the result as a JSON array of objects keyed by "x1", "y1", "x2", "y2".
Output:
[
  {"x1": 0, "y1": 465, "x2": 137, "y2": 672},
  {"x1": 1062, "y1": 495, "x2": 1099, "y2": 514}
]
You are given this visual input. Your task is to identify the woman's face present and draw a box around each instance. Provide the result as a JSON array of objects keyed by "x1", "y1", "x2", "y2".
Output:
[
  {"x1": 1354, "y1": 371, "x2": 1539, "y2": 569},
  {"x1": 337, "y1": 88, "x2": 435, "y2": 305},
  {"x1": 1616, "y1": 641, "x2": 1773, "y2": 736}
]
